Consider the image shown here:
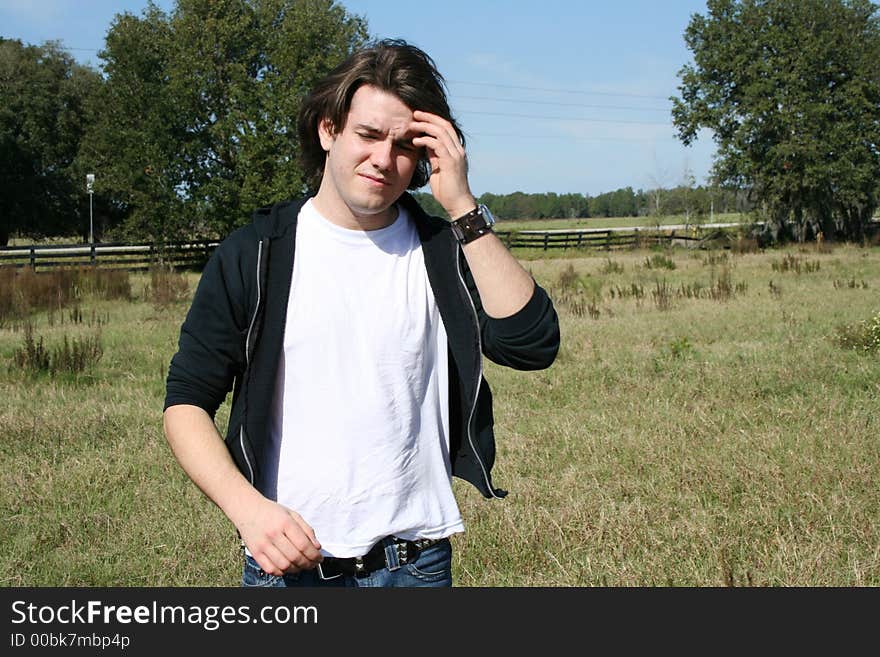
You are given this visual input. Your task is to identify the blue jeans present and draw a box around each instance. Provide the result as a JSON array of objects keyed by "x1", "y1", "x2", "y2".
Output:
[{"x1": 241, "y1": 537, "x2": 453, "y2": 588}]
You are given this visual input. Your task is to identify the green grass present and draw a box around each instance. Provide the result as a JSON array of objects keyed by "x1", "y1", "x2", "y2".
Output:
[{"x1": 2, "y1": 243, "x2": 879, "y2": 586}]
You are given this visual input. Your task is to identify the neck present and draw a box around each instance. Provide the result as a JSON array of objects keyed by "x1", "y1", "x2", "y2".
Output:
[{"x1": 311, "y1": 191, "x2": 399, "y2": 232}]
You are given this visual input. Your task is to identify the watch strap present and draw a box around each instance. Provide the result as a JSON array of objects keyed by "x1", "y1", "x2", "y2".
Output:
[{"x1": 451, "y1": 205, "x2": 494, "y2": 244}]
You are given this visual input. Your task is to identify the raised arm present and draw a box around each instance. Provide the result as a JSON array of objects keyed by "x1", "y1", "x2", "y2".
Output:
[{"x1": 411, "y1": 110, "x2": 535, "y2": 319}]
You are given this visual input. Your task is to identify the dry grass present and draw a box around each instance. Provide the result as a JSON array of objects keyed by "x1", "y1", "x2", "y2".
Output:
[{"x1": 1, "y1": 243, "x2": 879, "y2": 586}]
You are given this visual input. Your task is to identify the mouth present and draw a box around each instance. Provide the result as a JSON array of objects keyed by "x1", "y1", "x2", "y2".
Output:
[{"x1": 358, "y1": 173, "x2": 390, "y2": 187}]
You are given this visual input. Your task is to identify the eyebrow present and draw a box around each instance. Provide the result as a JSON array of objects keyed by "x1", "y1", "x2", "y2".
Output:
[
  {"x1": 354, "y1": 123, "x2": 383, "y2": 135},
  {"x1": 354, "y1": 123, "x2": 418, "y2": 147}
]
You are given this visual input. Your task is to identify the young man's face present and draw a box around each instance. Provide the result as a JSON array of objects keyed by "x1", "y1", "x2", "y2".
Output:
[{"x1": 315, "y1": 84, "x2": 421, "y2": 229}]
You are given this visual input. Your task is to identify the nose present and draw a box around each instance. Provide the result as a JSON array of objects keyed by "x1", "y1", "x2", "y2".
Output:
[{"x1": 370, "y1": 139, "x2": 393, "y2": 171}]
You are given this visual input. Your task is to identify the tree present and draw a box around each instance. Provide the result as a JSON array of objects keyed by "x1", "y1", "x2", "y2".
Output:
[
  {"x1": 80, "y1": 0, "x2": 367, "y2": 242},
  {"x1": 0, "y1": 39, "x2": 102, "y2": 245},
  {"x1": 411, "y1": 191, "x2": 447, "y2": 218},
  {"x1": 672, "y1": 0, "x2": 880, "y2": 242}
]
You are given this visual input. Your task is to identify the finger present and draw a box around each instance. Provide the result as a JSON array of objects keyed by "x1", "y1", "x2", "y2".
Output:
[
  {"x1": 281, "y1": 516, "x2": 322, "y2": 564},
  {"x1": 256, "y1": 543, "x2": 294, "y2": 577},
  {"x1": 283, "y1": 531, "x2": 323, "y2": 566},
  {"x1": 412, "y1": 109, "x2": 458, "y2": 141},
  {"x1": 290, "y1": 512, "x2": 322, "y2": 550},
  {"x1": 413, "y1": 134, "x2": 464, "y2": 171},
  {"x1": 410, "y1": 115, "x2": 465, "y2": 156},
  {"x1": 412, "y1": 126, "x2": 464, "y2": 159},
  {"x1": 259, "y1": 537, "x2": 318, "y2": 575},
  {"x1": 411, "y1": 134, "x2": 444, "y2": 161}
]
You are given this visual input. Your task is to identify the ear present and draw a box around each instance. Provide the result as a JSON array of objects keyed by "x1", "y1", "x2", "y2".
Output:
[{"x1": 318, "y1": 118, "x2": 336, "y2": 152}]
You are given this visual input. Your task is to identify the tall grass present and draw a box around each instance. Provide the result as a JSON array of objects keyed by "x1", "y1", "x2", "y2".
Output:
[
  {"x1": 0, "y1": 267, "x2": 130, "y2": 328},
  {"x1": 144, "y1": 266, "x2": 190, "y2": 309},
  {"x1": 1, "y1": 244, "x2": 879, "y2": 586},
  {"x1": 11, "y1": 321, "x2": 103, "y2": 376}
]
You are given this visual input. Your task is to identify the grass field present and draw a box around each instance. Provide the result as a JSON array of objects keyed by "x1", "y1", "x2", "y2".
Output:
[{"x1": 1, "y1": 241, "x2": 878, "y2": 586}]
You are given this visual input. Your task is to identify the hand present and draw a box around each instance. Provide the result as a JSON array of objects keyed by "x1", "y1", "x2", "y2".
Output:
[
  {"x1": 235, "y1": 496, "x2": 323, "y2": 576},
  {"x1": 411, "y1": 110, "x2": 477, "y2": 219}
]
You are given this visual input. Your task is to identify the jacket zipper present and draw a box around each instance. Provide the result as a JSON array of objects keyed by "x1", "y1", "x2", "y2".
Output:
[
  {"x1": 239, "y1": 239, "x2": 264, "y2": 485},
  {"x1": 455, "y1": 247, "x2": 502, "y2": 499}
]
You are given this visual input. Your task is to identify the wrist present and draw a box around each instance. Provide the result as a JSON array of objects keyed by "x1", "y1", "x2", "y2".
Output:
[
  {"x1": 450, "y1": 204, "x2": 496, "y2": 244},
  {"x1": 444, "y1": 196, "x2": 478, "y2": 221},
  {"x1": 222, "y1": 478, "x2": 265, "y2": 528}
]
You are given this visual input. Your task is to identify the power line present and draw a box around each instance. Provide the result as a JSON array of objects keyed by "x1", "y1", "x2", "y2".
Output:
[
  {"x1": 458, "y1": 109, "x2": 671, "y2": 126},
  {"x1": 447, "y1": 79, "x2": 672, "y2": 101},
  {"x1": 454, "y1": 95, "x2": 670, "y2": 113},
  {"x1": 468, "y1": 131, "x2": 677, "y2": 144}
]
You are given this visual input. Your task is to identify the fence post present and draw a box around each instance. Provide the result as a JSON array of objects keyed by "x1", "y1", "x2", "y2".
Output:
[
  {"x1": 543, "y1": 234, "x2": 549, "y2": 251},
  {"x1": 30, "y1": 246, "x2": 36, "y2": 270},
  {"x1": 90, "y1": 243, "x2": 96, "y2": 266}
]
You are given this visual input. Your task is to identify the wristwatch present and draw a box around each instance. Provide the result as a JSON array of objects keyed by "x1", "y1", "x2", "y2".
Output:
[{"x1": 450, "y1": 204, "x2": 496, "y2": 244}]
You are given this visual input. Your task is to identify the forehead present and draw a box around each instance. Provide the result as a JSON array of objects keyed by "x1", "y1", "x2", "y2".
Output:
[{"x1": 346, "y1": 85, "x2": 413, "y2": 131}]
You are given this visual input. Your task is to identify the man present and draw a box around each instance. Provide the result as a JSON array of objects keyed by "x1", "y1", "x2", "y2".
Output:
[{"x1": 163, "y1": 39, "x2": 559, "y2": 587}]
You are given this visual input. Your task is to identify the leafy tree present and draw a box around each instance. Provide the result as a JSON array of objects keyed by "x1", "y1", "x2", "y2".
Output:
[
  {"x1": 0, "y1": 39, "x2": 102, "y2": 245},
  {"x1": 411, "y1": 191, "x2": 447, "y2": 218},
  {"x1": 672, "y1": 0, "x2": 880, "y2": 241},
  {"x1": 80, "y1": 0, "x2": 367, "y2": 242}
]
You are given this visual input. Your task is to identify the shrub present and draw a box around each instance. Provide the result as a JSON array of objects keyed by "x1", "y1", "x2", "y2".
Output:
[
  {"x1": 703, "y1": 251, "x2": 729, "y2": 267},
  {"x1": 145, "y1": 266, "x2": 190, "y2": 309},
  {"x1": 834, "y1": 310, "x2": 880, "y2": 353},
  {"x1": 652, "y1": 279, "x2": 674, "y2": 311},
  {"x1": 0, "y1": 268, "x2": 77, "y2": 327},
  {"x1": 11, "y1": 322, "x2": 104, "y2": 375},
  {"x1": 731, "y1": 236, "x2": 760, "y2": 254},
  {"x1": 832, "y1": 278, "x2": 869, "y2": 290},
  {"x1": 644, "y1": 253, "x2": 676, "y2": 270},
  {"x1": 77, "y1": 268, "x2": 132, "y2": 301},
  {"x1": 600, "y1": 258, "x2": 625, "y2": 274},
  {"x1": 772, "y1": 254, "x2": 820, "y2": 274},
  {"x1": 0, "y1": 267, "x2": 130, "y2": 327},
  {"x1": 609, "y1": 283, "x2": 645, "y2": 300}
]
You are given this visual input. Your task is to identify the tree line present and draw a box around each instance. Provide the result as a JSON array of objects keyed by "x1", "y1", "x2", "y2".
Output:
[
  {"x1": 2, "y1": 0, "x2": 878, "y2": 246},
  {"x1": 413, "y1": 186, "x2": 752, "y2": 222}
]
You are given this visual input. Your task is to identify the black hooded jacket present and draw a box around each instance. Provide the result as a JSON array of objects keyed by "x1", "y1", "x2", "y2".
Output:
[{"x1": 164, "y1": 193, "x2": 559, "y2": 499}]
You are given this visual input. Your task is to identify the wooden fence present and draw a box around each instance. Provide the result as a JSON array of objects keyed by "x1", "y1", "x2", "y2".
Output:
[
  {"x1": 495, "y1": 228, "x2": 702, "y2": 251},
  {"x1": 0, "y1": 225, "x2": 724, "y2": 271},
  {"x1": 0, "y1": 240, "x2": 220, "y2": 272}
]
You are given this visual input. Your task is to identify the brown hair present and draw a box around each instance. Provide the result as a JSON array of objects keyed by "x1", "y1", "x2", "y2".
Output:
[{"x1": 297, "y1": 38, "x2": 463, "y2": 191}]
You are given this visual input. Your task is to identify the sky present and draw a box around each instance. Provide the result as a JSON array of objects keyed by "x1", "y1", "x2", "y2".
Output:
[{"x1": 0, "y1": 0, "x2": 718, "y2": 197}]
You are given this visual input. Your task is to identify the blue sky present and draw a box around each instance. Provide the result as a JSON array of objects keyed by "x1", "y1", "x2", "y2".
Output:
[{"x1": 1, "y1": 0, "x2": 717, "y2": 197}]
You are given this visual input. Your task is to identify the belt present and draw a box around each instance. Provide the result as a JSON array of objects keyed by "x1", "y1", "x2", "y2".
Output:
[{"x1": 317, "y1": 536, "x2": 443, "y2": 580}]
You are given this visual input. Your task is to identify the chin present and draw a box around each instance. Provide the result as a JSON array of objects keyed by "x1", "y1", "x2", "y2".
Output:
[{"x1": 352, "y1": 194, "x2": 397, "y2": 215}]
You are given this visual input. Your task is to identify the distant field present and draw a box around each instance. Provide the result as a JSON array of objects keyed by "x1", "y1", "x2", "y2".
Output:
[
  {"x1": 496, "y1": 212, "x2": 749, "y2": 232},
  {"x1": 1, "y1": 242, "x2": 878, "y2": 585}
]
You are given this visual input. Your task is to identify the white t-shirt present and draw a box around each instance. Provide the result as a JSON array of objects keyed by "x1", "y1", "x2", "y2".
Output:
[{"x1": 261, "y1": 199, "x2": 464, "y2": 557}]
